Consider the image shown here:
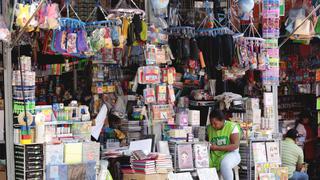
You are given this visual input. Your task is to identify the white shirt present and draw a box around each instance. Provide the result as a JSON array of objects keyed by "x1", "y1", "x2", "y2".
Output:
[{"x1": 232, "y1": 126, "x2": 240, "y2": 152}]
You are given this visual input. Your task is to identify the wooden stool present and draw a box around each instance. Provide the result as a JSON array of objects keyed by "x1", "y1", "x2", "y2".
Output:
[{"x1": 219, "y1": 166, "x2": 240, "y2": 180}]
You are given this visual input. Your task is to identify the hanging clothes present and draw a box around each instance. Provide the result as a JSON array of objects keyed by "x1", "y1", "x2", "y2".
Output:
[{"x1": 196, "y1": 34, "x2": 235, "y2": 78}]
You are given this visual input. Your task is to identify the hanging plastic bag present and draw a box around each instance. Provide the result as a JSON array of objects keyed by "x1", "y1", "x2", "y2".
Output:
[
  {"x1": 150, "y1": 0, "x2": 169, "y2": 17},
  {"x1": 98, "y1": 160, "x2": 113, "y2": 180},
  {"x1": 15, "y1": 3, "x2": 31, "y2": 28},
  {"x1": 0, "y1": 15, "x2": 10, "y2": 42}
]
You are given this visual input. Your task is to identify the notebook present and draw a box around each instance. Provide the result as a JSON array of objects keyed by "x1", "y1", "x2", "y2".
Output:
[
  {"x1": 157, "y1": 141, "x2": 170, "y2": 155},
  {"x1": 68, "y1": 164, "x2": 86, "y2": 180},
  {"x1": 252, "y1": 142, "x2": 267, "y2": 163},
  {"x1": 64, "y1": 143, "x2": 82, "y2": 164},
  {"x1": 82, "y1": 142, "x2": 100, "y2": 163},
  {"x1": 266, "y1": 142, "x2": 281, "y2": 163},
  {"x1": 193, "y1": 143, "x2": 209, "y2": 168},
  {"x1": 177, "y1": 144, "x2": 194, "y2": 170},
  {"x1": 46, "y1": 144, "x2": 64, "y2": 165},
  {"x1": 129, "y1": 139, "x2": 152, "y2": 155},
  {"x1": 46, "y1": 164, "x2": 68, "y2": 180}
]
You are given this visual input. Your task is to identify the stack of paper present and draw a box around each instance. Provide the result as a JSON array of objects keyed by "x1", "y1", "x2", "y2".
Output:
[
  {"x1": 121, "y1": 120, "x2": 142, "y2": 141},
  {"x1": 188, "y1": 110, "x2": 200, "y2": 126},
  {"x1": 131, "y1": 159, "x2": 156, "y2": 174},
  {"x1": 155, "y1": 153, "x2": 173, "y2": 173}
]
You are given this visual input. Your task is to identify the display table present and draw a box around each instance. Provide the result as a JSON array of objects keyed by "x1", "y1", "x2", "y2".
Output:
[{"x1": 123, "y1": 173, "x2": 168, "y2": 180}]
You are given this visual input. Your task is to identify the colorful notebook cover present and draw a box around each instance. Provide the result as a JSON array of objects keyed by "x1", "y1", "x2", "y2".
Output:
[
  {"x1": 266, "y1": 142, "x2": 281, "y2": 163},
  {"x1": 270, "y1": 167, "x2": 289, "y2": 180},
  {"x1": 46, "y1": 164, "x2": 68, "y2": 180},
  {"x1": 177, "y1": 144, "x2": 194, "y2": 170},
  {"x1": 64, "y1": 143, "x2": 82, "y2": 164},
  {"x1": 193, "y1": 143, "x2": 209, "y2": 168},
  {"x1": 86, "y1": 161, "x2": 96, "y2": 180},
  {"x1": 82, "y1": 142, "x2": 100, "y2": 163},
  {"x1": 46, "y1": 144, "x2": 64, "y2": 165},
  {"x1": 68, "y1": 164, "x2": 86, "y2": 180},
  {"x1": 252, "y1": 142, "x2": 267, "y2": 163}
]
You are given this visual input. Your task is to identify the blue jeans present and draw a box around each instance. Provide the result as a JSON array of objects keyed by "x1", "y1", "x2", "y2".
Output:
[{"x1": 289, "y1": 171, "x2": 309, "y2": 180}]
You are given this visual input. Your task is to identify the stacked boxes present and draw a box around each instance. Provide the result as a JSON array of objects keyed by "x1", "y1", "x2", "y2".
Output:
[{"x1": 245, "y1": 98, "x2": 261, "y2": 131}]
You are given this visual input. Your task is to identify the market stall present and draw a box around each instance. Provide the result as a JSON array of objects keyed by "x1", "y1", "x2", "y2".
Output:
[{"x1": 1, "y1": 0, "x2": 319, "y2": 180}]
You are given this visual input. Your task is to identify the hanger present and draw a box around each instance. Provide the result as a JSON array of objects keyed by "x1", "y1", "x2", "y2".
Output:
[
  {"x1": 59, "y1": 18, "x2": 85, "y2": 30},
  {"x1": 197, "y1": 0, "x2": 222, "y2": 30},
  {"x1": 197, "y1": 27, "x2": 234, "y2": 37},
  {"x1": 86, "y1": 19, "x2": 122, "y2": 28},
  {"x1": 241, "y1": 11, "x2": 265, "y2": 44},
  {"x1": 166, "y1": 26, "x2": 195, "y2": 38},
  {"x1": 196, "y1": 0, "x2": 235, "y2": 38},
  {"x1": 59, "y1": 0, "x2": 82, "y2": 21},
  {"x1": 109, "y1": 0, "x2": 145, "y2": 18},
  {"x1": 86, "y1": 0, "x2": 109, "y2": 22}
]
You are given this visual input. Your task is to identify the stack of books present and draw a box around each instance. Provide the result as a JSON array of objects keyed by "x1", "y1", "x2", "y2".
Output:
[
  {"x1": 121, "y1": 120, "x2": 142, "y2": 141},
  {"x1": 131, "y1": 159, "x2": 156, "y2": 174},
  {"x1": 155, "y1": 153, "x2": 173, "y2": 173},
  {"x1": 132, "y1": 150, "x2": 148, "y2": 160}
]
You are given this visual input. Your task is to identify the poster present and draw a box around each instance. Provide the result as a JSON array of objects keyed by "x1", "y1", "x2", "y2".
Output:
[
  {"x1": 193, "y1": 143, "x2": 209, "y2": 168},
  {"x1": 252, "y1": 142, "x2": 267, "y2": 163},
  {"x1": 266, "y1": 142, "x2": 281, "y2": 163}
]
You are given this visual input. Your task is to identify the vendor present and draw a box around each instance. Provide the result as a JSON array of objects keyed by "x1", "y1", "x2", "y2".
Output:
[
  {"x1": 281, "y1": 129, "x2": 308, "y2": 180},
  {"x1": 206, "y1": 110, "x2": 241, "y2": 180},
  {"x1": 295, "y1": 111, "x2": 316, "y2": 162}
]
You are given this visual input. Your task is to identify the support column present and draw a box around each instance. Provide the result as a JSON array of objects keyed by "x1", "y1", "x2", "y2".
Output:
[
  {"x1": 4, "y1": 43, "x2": 14, "y2": 180},
  {"x1": 272, "y1": 85, "x2": 279, "y2": 133}
]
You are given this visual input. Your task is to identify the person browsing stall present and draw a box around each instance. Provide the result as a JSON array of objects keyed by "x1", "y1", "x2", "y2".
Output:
[
  {"x1": 281, "y1": 129, "x2": 308, "y2": 180},
  {"x1": 206, "y1": 110, "x2": 241, "y2": 180}
]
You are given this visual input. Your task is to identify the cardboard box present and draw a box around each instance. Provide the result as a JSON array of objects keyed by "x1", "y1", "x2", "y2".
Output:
[
  {"x1": 0, "y1": 166, "x2": 6, "y2": 180},
  {"x1": 168, "y1": 129, "x2": 187, "y2": 138},
  {"x1": 246, "y1": 98, "x2": 260, "y2": 110},
  {"x1": 123, "y1": 173, "x2": 168, "y2": 180},
  {"x1": 188, "y1": 110, "x2": 200, "y2": 126},
  {"x1": 245, "y1": 109, "x2": 261, "y2": 124}
]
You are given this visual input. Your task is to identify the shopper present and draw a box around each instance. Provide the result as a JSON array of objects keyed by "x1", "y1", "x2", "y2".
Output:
[
  {"x1": 206, "y1": 110, "x2": 241, "y2": 180},
  {"x1": 281, "y1": 129, "x2": 308, "y2": 180},
  {"x1": 295, "y1": 112, "x2": 316, "y2": 162}
]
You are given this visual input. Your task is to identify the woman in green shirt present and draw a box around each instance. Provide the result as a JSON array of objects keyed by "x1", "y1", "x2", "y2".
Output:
[{"x1": 206, "y1": 110, "x2": 241, "y2": 180}]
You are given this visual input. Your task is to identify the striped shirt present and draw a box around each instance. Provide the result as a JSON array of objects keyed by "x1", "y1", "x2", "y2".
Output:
[{"x1": 281, "y1": 138, "x2": 304, "y2": 178}]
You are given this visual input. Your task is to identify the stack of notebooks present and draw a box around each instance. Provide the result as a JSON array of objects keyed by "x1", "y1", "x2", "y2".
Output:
[
  {"x1": 131, "y1": 159, "x2": 156, "y2": 174},
  {"x1": 121, "y1": 120, "x2": 142, "y2": 141},
  {"x1": 155, "y1": 154, "x2": 173, "y2": 173}
]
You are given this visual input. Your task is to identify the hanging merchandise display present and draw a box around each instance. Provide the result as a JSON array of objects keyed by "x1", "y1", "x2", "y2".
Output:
[
  {"x1": 0, "y1": 15, "x2": 11, "y2": 42},
  {"x1": 262, "y1": 0, "x2": 280, "y2": 85}
]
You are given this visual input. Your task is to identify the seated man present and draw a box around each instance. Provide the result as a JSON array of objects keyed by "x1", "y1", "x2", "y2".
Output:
[
  {"x1": 281, "y1": 129, "x2": 309, "y2": 180},
  {"x1": 206, "y1": 110, "x2": 241, "y2": 180}
]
